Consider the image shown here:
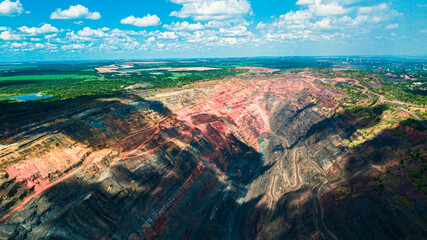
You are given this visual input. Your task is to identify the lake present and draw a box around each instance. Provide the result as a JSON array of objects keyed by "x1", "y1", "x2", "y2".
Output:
[{"x1": 0, "y1": 93, "x2": 52, "y2": 102}]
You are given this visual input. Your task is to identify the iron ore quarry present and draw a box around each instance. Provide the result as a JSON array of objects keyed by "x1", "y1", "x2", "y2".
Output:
[{"x1": 0, "y1": 67, "x2": 426, "y2": 239}]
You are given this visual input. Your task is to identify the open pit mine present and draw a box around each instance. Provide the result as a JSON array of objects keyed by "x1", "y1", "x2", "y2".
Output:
[{"x1": 0, "y1": 70, "x2": 426, "y2": 239}]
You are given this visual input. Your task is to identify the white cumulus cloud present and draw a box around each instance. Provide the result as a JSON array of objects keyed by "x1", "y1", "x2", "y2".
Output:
[
  {"x1": 385, "y1": 23, "x2": 398, "y2": 30},
  {"x1": 77, "y1": 27, "x2": 108, "y2": 37},
  {"x1": 163, "y1": 21, "x2": 204, "y2": 31},
  {"x1": 358, "y1": 3, "x2": 387, "y2": 14},
  {"x1": 35, "y1": 43, "x2": 45, "y2": 49},
  {"x1": 258, "y1": 0, "x2": 400, "y2": 43},
  {"x1": 45, "y1": 33, "x2": 57, "y2": 39},
  {"x1": 308, "y1": 0, "x2": 350, "y2": 16},
  {"x1": 157, "y1": 31, "x2": 178, "y2": 39},
  {"x1": 11, "y1": 42, "x2": 21, "y2": 47},
  {"x1": 0, "y1": 30, "x2": 21, "y2": 40},
  {"x1": 219, "y1": 26, "x2": 249, "y2": 36},
  {"x1": 0, "y1": 0, "x2": 23, "y2": 16},
  {"x1": 296, "y1": 0, "x2": 314, "y2": 5},
  {"x1": 313, "y1": 17, "x2": 332, "y2": 29},
  {"x1": 272, "y1": 10, "x2": 313, "y2": 30},
  {"x1": 50, "y1": 5, "x2": 101, "y2": 20},
  {"x1": 121, "y1": 14, "x2": 161, "y2": 27},
  {"x1": 18, "y1": 24, "x2": 59, "y2": 35},
  {"x1": 61, "y1": 43, "x2": 85, "y2": 50},
  {"x1": 256, "y1": 22, "x2": 266, "y2": 29},
  {"x1": 170, "y1": 0, "x2": 252, "y2": 21}
]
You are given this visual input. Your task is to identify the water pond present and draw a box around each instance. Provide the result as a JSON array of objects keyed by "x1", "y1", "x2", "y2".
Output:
[{"x1": 0, "y1": 93, "x2": 52, "y2": 102}]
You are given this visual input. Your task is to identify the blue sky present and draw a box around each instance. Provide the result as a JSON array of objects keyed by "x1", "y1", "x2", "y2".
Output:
[{"x1": 0, "y1": 0, "x2": 426, "y2": 61}]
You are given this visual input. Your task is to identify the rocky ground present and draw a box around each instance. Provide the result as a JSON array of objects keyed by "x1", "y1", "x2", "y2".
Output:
[{"x1": 0, "y1": 70, "x2": 426, "y2": 239}]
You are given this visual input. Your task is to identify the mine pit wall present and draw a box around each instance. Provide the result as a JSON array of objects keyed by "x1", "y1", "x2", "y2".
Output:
[
  {"x1": 227, "y1": 99, "x2": 337, "y2": 239},
  {"x1": 0, "y1": 85, "x2": 346, "y2": 239},
  {"x1": 0, "y1": 76, "x2": 426, "y2": 239},
  {"x1": 261, "y1": 99, "x2": 426, "y2": 239},
  {"x1": 0, "y1": 93, "x2": 269, "y2": 239}
]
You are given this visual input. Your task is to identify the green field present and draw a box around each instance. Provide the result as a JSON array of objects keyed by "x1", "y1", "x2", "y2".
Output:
[
  {"x1": 0, "y1": 65, "x2": 36, "y2": 70},
  {"x1": 169, "y1": 72, "x2": 190, "y2": 80},
  {"x1": 0, "y1": 74, "x2": 98, "y2": 81},
  {"x1": 0, "y1": 61, "x2": 246, "y2": 128}
]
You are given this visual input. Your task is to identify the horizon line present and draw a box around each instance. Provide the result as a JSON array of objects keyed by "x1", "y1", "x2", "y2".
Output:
[{"x1": 2, "y1": 54, "x2": 427, "y2": 64}]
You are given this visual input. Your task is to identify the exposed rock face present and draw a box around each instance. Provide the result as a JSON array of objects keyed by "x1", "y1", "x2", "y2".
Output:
[{"x1": 0, "y1": 73, "x2": 426, "y2": 239}]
